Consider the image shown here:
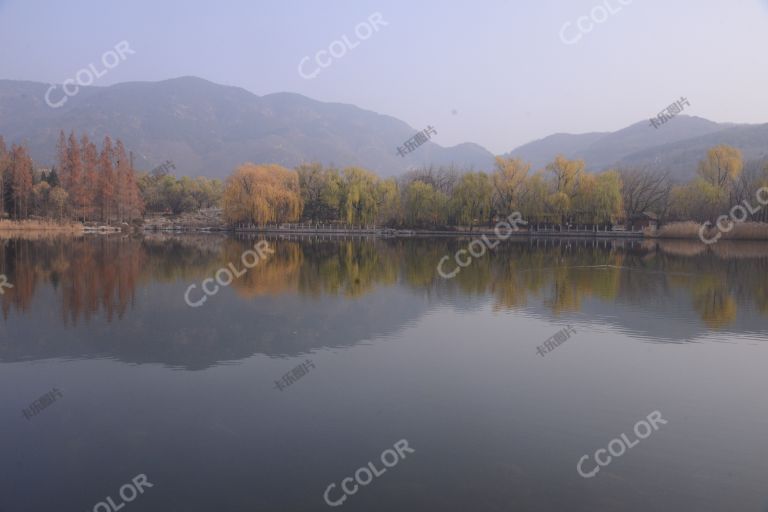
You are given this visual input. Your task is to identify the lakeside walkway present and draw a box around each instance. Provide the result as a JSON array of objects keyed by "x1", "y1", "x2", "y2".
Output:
[{"x1": 230, "y1": 223, "x2": 645, "y2": 238}]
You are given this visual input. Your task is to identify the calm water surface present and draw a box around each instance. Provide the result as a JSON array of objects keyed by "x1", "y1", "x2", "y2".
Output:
[{"x1": 1, "y1": 235, "x2": 767, "y2": 512}]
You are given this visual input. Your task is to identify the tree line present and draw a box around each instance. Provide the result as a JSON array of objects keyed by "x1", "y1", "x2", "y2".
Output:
[
  {"x1": 0, "y1": 131, "x2": 143, "y2": 222},
  {"x1": 0, "y1": 131, "x2": 223, "y2": 223},
  {"x1": 3, "y1": 133, "x2": 766, "y2": 229},
  {"x1": 222, "y1": 145, "x2": 768, "y2": 228},
  {"x1": 139, "y1": 168, "x2": 223, "y2": 215}
]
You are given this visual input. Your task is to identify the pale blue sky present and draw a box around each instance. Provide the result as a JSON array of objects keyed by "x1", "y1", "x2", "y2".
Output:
[{"x1": 1, "y1": 0, "x2": 766, "y2": 153}]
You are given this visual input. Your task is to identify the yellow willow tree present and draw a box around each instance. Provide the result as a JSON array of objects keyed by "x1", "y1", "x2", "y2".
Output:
[
  {"x1": 695, "y1": 145, "x2": 743, "y2": 218},
  {"x1": 341, "y1": 167, "x2": 379, "y2": 225},
  {"x1": 572, "y1": 170, "x2": 623, "y2": 224},
  {"x1": 223, "y1": 163, "x2": 303, "y2": 226},
  {"x1": 697, "y1": 145, "x2": 743, "y2": 191},
  {"x1": 546, "y1": 155, "x2": 585, "y2": 225},
  {"x1": 492, "y1": 156, "x2": 530, "y2": 217},
  {"x1": 452, "y1": 171, "x2": 493, "y2": 230}
]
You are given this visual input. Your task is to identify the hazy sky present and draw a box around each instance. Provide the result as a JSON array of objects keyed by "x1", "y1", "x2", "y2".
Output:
[{"x1": 1, "y1": 0, "x2": 767, "y2": 154}]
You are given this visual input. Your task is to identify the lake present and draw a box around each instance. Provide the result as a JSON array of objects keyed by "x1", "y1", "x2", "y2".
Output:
[{"x1": 1, "y1": 234, "x2": 767, "y2": 511}]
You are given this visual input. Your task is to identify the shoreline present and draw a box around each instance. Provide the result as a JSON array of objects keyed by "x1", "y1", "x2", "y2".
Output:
[
  {"x1": 0, "y1": 220, "x2": 85, "y2": 234},
  {"x1": 4, "y1": 220, "x2": 768, "y2": 243}
]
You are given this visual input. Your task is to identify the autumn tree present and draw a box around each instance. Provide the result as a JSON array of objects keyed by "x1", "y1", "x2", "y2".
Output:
[
  {"x1": 546, "y1": 155, "x2": 585, "y2": 225},
  {"x1": 518, "y1": 172, "x2": 550, "y2": 224},
  {"x1": 65, "y1": 132, "x2": 86, "y2": 220},
  {"x1": 81, "y1": 135, "x2": 99, "y2": 220},
  {"x1": 297, "y1": 162, "x2": 326, "y2": 221},
  {"x1": 374, "y1": 178, "x2": 400, "y2": 225},
  {"x1": 340, "y1": 167, "x2": 379, "y2": 225},
  {"x1": 296, "y1": 163, "x2": 343, "y2": 221},
  {"x1": 572, "y1": 170, "x2": 623, "y2": 224},
  {"x1": 97, "y1": 137, "x2": 116, "y2": 222},
  {"x1": 50, "y1": 187, "x2": 69, "y2": 221},
  {"x1": 0, "y1": 136, "x2": 9, "y2": 217},
  {"x1": 114, "y1": 140, "x2": 143, "y2": 221},
  {"x1": 9, "y1": 145, "x2": 34, "y2": 218},
  {"x1": 452, "y1": 171, "x2": 493, "y2": 230},
  {"x1": 402, "y1": 180, "x2": 446, "y2": 227},
  {"x1": 223, "y1": 163, "x2": 302, "y2": 226},
  {"x1": 547, "y1": 155, "x2": 584, "y2": 196},
  {"x1": 492, "y1": 156, "x2": 530, "y2": 217},
  {"x1": 672, "y1": 145, "x2": 747, "y2": 222},
  {"x1": 32, "y1": 181, "x2": 51, "y2": 217},
  {"x1": 697, "y1": 145, "x2": 743, "y2": 192}
]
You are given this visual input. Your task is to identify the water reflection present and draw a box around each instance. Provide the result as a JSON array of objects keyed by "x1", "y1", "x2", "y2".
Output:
[{"x1": 1, "y1": 234, "x2": 767, "y2": 366}]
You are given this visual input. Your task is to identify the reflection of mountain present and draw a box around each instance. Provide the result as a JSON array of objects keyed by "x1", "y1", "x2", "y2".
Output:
[{"x1": 1, "y1": 236, "x2": 767, "y2": 368}]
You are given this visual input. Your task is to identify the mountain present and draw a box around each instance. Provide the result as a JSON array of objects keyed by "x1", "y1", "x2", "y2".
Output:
[
  {"x1": 507, "y1": 116, "x2": 768, "y2": 181},
  {"x1": 3, "y1": 76, "x2": 766, "y2": 182},
  {"x1": 0, "y1": 77, "x2": 495, "y2": 178}
]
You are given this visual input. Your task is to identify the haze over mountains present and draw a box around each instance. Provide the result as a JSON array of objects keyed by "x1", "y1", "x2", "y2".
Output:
[
  {"x1": 0, "y1": 76, "x2": 766, "y2": 181},
  {"x1": 507, "y1": 116, "x2": 768, "y2": 180}
]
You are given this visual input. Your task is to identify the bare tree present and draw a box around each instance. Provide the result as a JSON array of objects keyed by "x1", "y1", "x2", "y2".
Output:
[
  {"x1": 618, "y1": 167, "x2": 671, "y2": 218},
  {"x1": 400, "y1": 165, "x2": 459, "y2": 195}
]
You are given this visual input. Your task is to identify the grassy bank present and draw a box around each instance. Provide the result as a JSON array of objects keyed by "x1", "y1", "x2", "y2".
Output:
[{"x1": 0, "y1": 219, "x2": 84, "y2": 233}]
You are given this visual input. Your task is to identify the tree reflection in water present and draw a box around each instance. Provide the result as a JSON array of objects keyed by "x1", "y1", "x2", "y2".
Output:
[{"x1": 1, "y1": 235, "x2": 767, "y2": 329}]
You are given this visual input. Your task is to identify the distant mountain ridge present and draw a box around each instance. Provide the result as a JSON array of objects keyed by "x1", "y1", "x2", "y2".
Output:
[
  {"x1": 0, "y1": 77, "x2": 495, "y2": 178},
  {"x1": 507, "y1": 116, "x2": 768, "y2": 180},
  {"x1": 1, "y1": 76, "x2": 766, "y2": 181}
]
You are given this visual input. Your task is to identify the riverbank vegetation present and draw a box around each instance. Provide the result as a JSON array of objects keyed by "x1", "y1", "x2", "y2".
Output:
[
  {"x1": 0, "y1": 131, "x2": 222, "y2": 226},
  {"x1": 222, "y1": 145, "x2": 768, "y2": 233},
  {"x1": 0, "y1": 219, "x2": 84, "y2": 233},
  {"x1": 2, "y1": 131, "x2": 767, "y2": 235}
]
